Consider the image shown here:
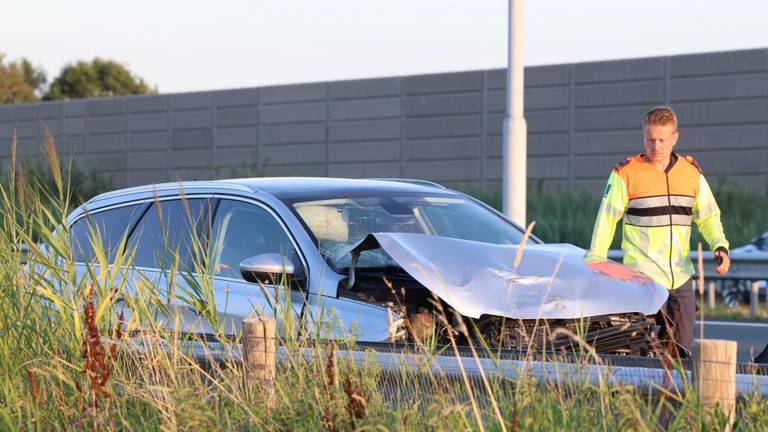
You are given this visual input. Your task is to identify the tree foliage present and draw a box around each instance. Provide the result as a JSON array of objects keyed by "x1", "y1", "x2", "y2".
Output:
[
  {"x1": 0, "y1": 53, "x2": 47, "y2": 104},
  {"x1": 45, "y1": 58, "x2": 155, "y2": 100}
]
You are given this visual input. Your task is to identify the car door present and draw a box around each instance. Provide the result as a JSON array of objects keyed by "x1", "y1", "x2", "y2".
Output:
[
  {"x1": 208, "y1": 198, "x2": 307, "y2": 336},
  {"x1": 70, "y1": 201, "x2": 149, "y2": 320},
  {"x1": 123, "y1": 197, "x2": 217, "y2": 334}
]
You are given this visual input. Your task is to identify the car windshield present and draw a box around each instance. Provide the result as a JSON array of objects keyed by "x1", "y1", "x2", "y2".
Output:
[{"x1": 289, "y1": 194, "x2": 527, "y2": 269}]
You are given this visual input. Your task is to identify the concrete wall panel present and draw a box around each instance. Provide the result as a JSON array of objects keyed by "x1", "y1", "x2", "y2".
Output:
[
  {"x1": 128, "y1": 113, "x2": 168, "y2": 132},
  {"x1": 575, "y1": 58, "x2": 664, "y2": 83},
  {"x1": 671, "y1": 73, "x2": 768, "y2": 102},
  {"x1": 88, "y1": 134, "x2": 125, "y2": 153},
  {"x1": 171, "y1": 110, "x2": 211, "y2": 129},
  {"x1": 670, "y1": 49, "x2": 768, "y2": 77},
  {"x1": 171, "y1": 129, "x2": 212, "y2": 149},
  {"x1": 260, "y1": 83, "x2": 326, "y2": 104},
  {"x1": 406, "y1": 115, "x2": 482, "y2": 139},
  {"x1": 406, "y1": 93, "x2": 482, "y2": 117},
  {"x1": 0, "y1": 47, "x2": 765, "y2": 196},
  {"x1": 260, "y1": 102, "x2": 325, "y2": 124},
  {"x1": 129, "y1": 151, "x2": 168, "y2": 170},
  {"x1": 330, "y1": 120, "x2": 400, "y2": 142},
  {"x1": 675, "y1": 99, "x2": 768, "y2": 126},
  {"x1": 330, "y1": 98, "x2": 400, "y2": 120},
  {"x1": 329, "y1": 140, "x2": 400, "y2": 163},
  {"x1": 329, "y1": 162, "x2": 400, "y2": 178},
  {"x1": 260, "y1": 123, "x2": 326, "y2": 144},
  {"x1": 402, "y1": 159, "x2": 482, "y2": 182},
  {"x1": 261, "y1": 143, "x2": 326, "y2": 165},
  {"x1": 128, "y1": 132, "x2": 167, "y2": 150},
  {"x1": 127, "y1": 95, "x2": 168, "y2": 113},
  {"x1": 575, "y1": 81, "x2": 664, "y2": 107},
  {"x1": 88, "y1": 99, "x2": 124, "y2": 116},
  {"x1": 404, "y1": 137, "x2": 482, "y2": 161},
  {"x1": 214, "y1": 127, "x2": 258, "y2": 147},
  {"x1": 405, "y1": 71, "x2": 482, "y2": 95},
  {"x1": 678, "y1": 125, "x2": 768, "y2": 151},
  {"x1": 215, "y1": 106, "x2": 258, "y2": 127},
  {"x1": 573, "y1": 130, "x2": 643, "y2": 155},
  {"x1": 330, "y1": 78, "x2": 400, "y2": 100},
  {"x1": 89, "y1": 115, "x2": 125, "y2": 134},
  {"x1": 213, "y1": 88, "x2": 259, "y2": 107},
  {"x1": 170, "y1": 92, "x2": 211, "y2": 110}
]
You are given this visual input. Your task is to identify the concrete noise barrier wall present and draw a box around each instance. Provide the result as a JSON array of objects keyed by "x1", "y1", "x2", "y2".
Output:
[{"x1": 0, "y1": 48, "x2": 766, "y2": 196}]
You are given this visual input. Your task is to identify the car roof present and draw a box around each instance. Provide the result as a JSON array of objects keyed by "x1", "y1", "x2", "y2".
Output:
[{"x1": 86, "y1": 177, "x2": 457, "y2": 207}]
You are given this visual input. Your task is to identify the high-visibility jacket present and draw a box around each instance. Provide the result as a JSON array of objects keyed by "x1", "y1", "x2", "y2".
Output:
[{"x1": 585, "y1": 153, "x2": 729, "y2": 290}]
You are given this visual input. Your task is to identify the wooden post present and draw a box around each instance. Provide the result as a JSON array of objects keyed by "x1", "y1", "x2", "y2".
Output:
[
  {"x1": 708, "y1": 281, "x2": 716, "y2": 309},
  {"x1": 243, "y1": 317, "x2": 276, "y2": 408},
  {"x1": 750, "y1": 281, "x2": 759, "y2": 319},
  {"x1": 694, "y1": 339, "x2": 737, "y2": 432}
]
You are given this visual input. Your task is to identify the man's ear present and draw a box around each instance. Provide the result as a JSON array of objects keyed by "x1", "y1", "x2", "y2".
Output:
[{"x1": 671, "y1": 130, "x2": 680, "y2": 147}]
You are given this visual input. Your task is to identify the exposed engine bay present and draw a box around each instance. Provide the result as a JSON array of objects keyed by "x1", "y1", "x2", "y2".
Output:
[{"x1": 340, "y1": 265, "x2": 661, "y2": 356}]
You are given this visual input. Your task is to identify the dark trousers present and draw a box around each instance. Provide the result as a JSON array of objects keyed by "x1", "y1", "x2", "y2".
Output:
[{"x1": 656, "y1": 278, "x2": 696, "y2": 355}]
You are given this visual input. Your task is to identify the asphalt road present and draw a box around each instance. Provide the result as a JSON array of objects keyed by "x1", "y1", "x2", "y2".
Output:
[{"x1": 694, "y1": 320, "x2": 768, "y2": 363}]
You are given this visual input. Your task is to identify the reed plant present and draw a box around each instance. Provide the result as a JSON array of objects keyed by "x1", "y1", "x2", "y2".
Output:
[
  {"x1": 0, "y1": 132, "x2": 765, "y2": 431},
  {"x1": 459, "y1": 182, "x2": 768, "y2": 251}
]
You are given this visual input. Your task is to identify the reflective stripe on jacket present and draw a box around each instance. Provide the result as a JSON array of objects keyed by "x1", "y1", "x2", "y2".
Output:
[{"x1": 585, "y1": 153, "x2": 729, "y2": 290}]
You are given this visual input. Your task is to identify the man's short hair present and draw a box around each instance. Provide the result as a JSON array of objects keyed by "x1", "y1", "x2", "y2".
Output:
[{"x1": 644, "y1": 105, "x2": 678, "y2": 130}]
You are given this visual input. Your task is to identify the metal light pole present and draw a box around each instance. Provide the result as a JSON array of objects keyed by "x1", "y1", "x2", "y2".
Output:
[{"x1": 502, "y1": 0, "x2": 527, "y2": 225}]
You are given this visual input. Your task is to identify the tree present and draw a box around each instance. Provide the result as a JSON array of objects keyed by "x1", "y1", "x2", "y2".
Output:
[
  {"x1": 0, "y1": 53, "x2": 47, "y2": 104},
  {"x1": 45, "y1": 58, "x2": 155, "y2": 100}
]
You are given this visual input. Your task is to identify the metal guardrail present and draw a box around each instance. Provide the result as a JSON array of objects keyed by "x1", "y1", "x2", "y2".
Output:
[
  {"x1": 179, "y1": 340, "x2": 768, "y2": 399},
  {"x1": 606, "y1": 249, "x2": 768, "y2": 281}
]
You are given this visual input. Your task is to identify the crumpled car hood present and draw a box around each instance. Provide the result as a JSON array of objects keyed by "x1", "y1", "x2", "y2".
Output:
[{"x1": 342, "y1": 233, "x2": 668, "y2": 320}]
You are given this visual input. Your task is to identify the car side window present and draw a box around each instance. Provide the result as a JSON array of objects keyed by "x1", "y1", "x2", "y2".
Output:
[
  {"x1": 127, "y1": 199, "x2": 209, "y2": 270},
  {"x1": 70, "y1": 204, "x2": 145, "y2": 263},
  {"x1": 211, "y1": 200, "x2": 300, "y2": 280}
]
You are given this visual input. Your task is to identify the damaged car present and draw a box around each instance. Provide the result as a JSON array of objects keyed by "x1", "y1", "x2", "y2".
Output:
[{"x1": 67, "y1": 178, "x2": 669, "y2": 355}]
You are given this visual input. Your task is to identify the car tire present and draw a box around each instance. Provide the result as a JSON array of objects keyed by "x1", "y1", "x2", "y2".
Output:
[{"x1": 720, "y1": 279, "x2": 750, "y2": 308}]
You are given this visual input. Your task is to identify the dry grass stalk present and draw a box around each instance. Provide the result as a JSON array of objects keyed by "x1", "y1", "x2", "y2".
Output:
[
  {"x1": 82, "y1": 285, "x2": 111, "y2": 410},
  {"x1": 26, "y1": 368, "x2": 39, "y2": 404},
  {"x1": 343, "y1": 375, "x2": 368, "y2": 422},
  {"x1": 11, "y1": 128, "x2": 17, "y2": 178},
  {"x1": 110, "y1": 309, "x2": 125, "y2": 358},
  {"x1": 320, "y1": 343, "x2": 338, "y2": 432},
  {"x1": 41, "y1": 128, "x2": 62, "y2": 193},
  {"x1": 325, "y1": 341, "x2": 339, "y2": 391},
  {"x1": 513, "y1": 221, "x2": 536, "y2": 269},
  {"x1": 16, "y1": 161, "x2": 27, "y2": 213}
]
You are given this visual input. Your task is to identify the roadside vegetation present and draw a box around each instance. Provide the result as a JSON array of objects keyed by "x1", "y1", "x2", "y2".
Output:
[
  {"x1": 460, "y1": 182, "x2": 768, "y2": 252},
  {"x1": 1, "y1": 134, "x2": 766, "y2": 430},
  {"x1": 702, "y1": 300, "x2": 768, "y2": 323}
]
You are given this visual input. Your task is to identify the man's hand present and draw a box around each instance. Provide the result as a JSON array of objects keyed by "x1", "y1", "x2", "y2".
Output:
[{"x1": 714, "y1": 249, "x2": 730, "y2": 275}]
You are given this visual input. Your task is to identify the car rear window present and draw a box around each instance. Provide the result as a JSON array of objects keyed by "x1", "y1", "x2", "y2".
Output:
[{"x1": 70, "y1": 204, "x2": 145, "y2": 264}]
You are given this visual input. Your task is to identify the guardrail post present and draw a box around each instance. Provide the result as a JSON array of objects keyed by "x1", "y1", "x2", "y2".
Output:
[
  {"x1": 707, "y1": 281, "x2": 716, "y2": 309},
  {"x1": 693, "y1": 339, "x2": 737, "y2": 432},
  {"x1": 750, "y1": 281, "x2": 759, "y2": 319},
  {"x1": 243, "y1": 317, "x2": 276, "y2": 409}
]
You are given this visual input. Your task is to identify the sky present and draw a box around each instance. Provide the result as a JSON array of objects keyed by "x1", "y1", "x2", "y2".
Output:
[{"x1": 2, "y1": 0, "x2": 768, "y2": 93}]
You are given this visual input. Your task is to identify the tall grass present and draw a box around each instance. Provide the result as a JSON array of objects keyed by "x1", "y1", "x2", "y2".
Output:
[
  {"x1": 0, "y1": 133, "x2": 765, "y2": 430},
  {"x1": 459, "y1": 183, "x2": 767, "y2": 251}
]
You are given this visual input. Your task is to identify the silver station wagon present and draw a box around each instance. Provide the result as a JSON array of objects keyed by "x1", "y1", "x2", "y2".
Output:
[{"x1": 67, "y1": 178, "x2": 669, "y2": 355}]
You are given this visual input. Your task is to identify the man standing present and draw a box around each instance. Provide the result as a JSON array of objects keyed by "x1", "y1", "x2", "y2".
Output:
[{"x1": 585, "y1": 106, "x2": 731, "y2": 356}]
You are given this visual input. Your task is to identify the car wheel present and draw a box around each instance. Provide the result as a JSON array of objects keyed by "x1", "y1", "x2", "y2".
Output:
[{"x1": 720, "y1": 279, "x2": 750, "y2": 308}]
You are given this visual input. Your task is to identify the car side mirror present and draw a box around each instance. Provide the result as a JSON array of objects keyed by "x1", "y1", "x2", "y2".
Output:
[{"x1": 239, "y1": 253, "x2": 301, "y2": 284}]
